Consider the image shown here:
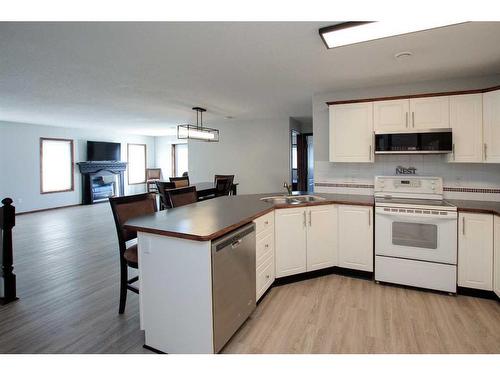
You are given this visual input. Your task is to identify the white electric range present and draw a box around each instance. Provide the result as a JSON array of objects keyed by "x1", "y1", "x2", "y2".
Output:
[{"x1": 374, "y1": 176, "x2": 458, "y2": 293}]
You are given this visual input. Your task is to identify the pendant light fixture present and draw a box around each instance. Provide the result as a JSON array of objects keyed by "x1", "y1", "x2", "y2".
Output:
[{"x1": 177, "y1": 107, "x2": 219, "y2": 142}]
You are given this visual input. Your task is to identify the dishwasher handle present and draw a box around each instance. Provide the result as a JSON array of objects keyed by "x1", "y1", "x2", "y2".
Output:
[{"x1": 213, "y1": 223, "x2": 256, "y2": 252}]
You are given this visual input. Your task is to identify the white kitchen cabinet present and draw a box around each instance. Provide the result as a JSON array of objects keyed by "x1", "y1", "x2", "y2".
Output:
[
  {"x1": 448, "y1": 94, "x2": 483, "y2": 163},
  {"x1": 254, "y1": 211, "x2": 275, "y2": 300},
  {"x1": 275, "y1": 205, "x2": 337, "y2": 277},
  {"x1": 329, "y1": 102, "x2": 374, "y2": 163},
  {"x1": 275, "y1": 207, "x2": 308, "y2": 277},
  {"x1": 409, "y1": 96, "x2": 450, "y2": 130},
  {"x1": 494, "y1": 215, "x2": 500, "y2": 298},
  {"x1": 373, "y1": 99, "x2": 410, "y2": 132},
  {"x1": 483, "y1": 89, "x2": 500, "y2": 163},
  {"x1": 338, "y1": 205, "x2": 373, "y2": 272},
  {"x1": 458, "y1": 212, "x2": 493, "y2": 290},
  {"x1": 306, "y1": 205, "x2": 337, "y2": 271}
]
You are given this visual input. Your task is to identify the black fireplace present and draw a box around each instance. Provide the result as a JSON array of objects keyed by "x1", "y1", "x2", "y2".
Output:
[{"x1": 77, "y1": 161, "x2": 127, "y2": 205}]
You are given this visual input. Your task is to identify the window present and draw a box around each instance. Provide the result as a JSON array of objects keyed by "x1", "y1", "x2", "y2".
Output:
[
  {"x1": 127, "y1": 144, "x2": 146, "y2": 184},
  {"x1": 40, "y1": 138, "x2": 74, "y2": 194},
  {"x1": 172, "y1": 143, "x2": 188, "y2": 177}
]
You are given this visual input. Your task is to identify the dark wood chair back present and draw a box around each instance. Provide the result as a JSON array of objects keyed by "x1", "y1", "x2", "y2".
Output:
[
  {"x1": 169, "y1": 176, "x2": 190, "y2": 188},
  {"x1": 167, "y1": 186, "x2": 197, "y2": 208},
  {"x1": 109, "y1": 193, "x2": 157, "y2": 248},
  {"x1": 214, "y1": 175, "x2": 234, "y2": 197},
  {"x1": 155, "y1": 181, "x2": 176, "y2": 210}
]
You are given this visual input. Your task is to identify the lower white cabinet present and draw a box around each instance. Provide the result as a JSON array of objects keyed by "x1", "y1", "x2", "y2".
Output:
[
  {"x1": 494, "y1": 215, "x2": 500, "y2": 298},
  {"x1": 306, "y1": 205, "x2": 337, "y2": 271},
  {"x1": 275, "y1": 205, "x2": 337, "y2": 278},
  {"x1": 254, "y1": 212, "x2": 275, "y2": 301},
  {"x1": 338, "y1": 205, "x2": 374, "y2": 272},
  {"x1": 458, "y1": 212, "x2": 493, "y2": 290},
  {"x1": 275, "y1": 207, "x2": 308, "y2": 277}
]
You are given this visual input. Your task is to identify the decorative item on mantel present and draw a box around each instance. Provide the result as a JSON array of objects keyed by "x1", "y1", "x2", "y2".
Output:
[
  {"x1": 0, "y1": 197, "x2": 18, "y2": 305},
  {"x1": 177, "y1": 107, "x2": 219, "y2": 142}
]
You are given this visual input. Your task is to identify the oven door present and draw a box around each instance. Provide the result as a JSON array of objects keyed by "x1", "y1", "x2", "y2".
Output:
[{"x1": 375, "y1": 207, "x2": 457, "y2": 264}]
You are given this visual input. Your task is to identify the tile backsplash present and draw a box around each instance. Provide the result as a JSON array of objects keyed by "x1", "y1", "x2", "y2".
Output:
[{"x1": 314, "y1": 155, "x2": 500, "y2": 201}]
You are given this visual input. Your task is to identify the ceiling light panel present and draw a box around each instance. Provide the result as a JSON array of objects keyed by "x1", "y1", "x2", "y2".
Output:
[{"x1": 320, "y1": 21, "x2": 467, "y2": 49}]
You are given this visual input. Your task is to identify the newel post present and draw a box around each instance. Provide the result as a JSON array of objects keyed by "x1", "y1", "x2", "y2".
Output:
[{"x1": 0, "y1": 197, "x2": 18, "y2": 305}]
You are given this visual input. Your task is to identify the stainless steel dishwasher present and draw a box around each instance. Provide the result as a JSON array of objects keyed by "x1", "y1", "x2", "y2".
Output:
[{"x1": 211, "y1": 223, "x2": 256, "y2": 353}]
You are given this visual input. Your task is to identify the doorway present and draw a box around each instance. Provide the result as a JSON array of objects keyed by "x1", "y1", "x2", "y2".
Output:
[{"x1": 290, "y1": 131, "x2": 313, "y2": 192}]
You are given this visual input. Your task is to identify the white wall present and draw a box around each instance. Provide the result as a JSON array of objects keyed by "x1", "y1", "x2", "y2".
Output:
[
  {"x1": 188, "y1": 118, "x2": 290, "y2": 194},
  {"x1": 312, "y1": 74, "x2": 500, "y2": 200},
  {"x1": 0, "y1": 121, "x2": 156, "y2": 213},
  {"x1": 154, "y1": 135, "x2": 187, "y2": 179}
]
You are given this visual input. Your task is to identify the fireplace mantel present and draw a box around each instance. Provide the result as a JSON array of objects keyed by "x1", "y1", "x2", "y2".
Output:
[
  {"x1": 77, "y1": 161, "x2": 127, "y2": 204},
  {"x1": 77, "y1": 161, "x2": 127, "y2": 174}
]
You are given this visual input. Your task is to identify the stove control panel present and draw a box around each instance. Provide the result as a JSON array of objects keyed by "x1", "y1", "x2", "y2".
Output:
[{"x1": 374, "y1": 176, "x2": 443, "y2": 198}]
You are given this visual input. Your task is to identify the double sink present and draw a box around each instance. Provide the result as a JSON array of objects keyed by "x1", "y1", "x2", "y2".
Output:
[{"x1": 260, "y1": 194, "x2": 326, "y2": 205}]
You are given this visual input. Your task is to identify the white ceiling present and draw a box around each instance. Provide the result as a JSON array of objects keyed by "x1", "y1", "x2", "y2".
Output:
[{"x1": 1, "y1": 22, "x2": 500, "y2": 135}]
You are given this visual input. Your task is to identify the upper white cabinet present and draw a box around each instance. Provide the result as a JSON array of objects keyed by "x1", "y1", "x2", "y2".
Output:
[
  {"x1": 483, "y1": 89, "x2": 500, "y2": 163},
  {"x1": 374, "y1": 99, "x2": 410, "y2": 132},
  {"x1": 448, "y1": 94, "x2": 483, "y2": 163},
  {"x1": 337, "y1": 205, "x2": 373, "y2": 272},
  {"x1": 275, "y1": 205, "x2": 337, "y2": 278},
  {"x1": 409, "y1": 96, "x2": 450, "y2": 129},
  {"x1": 329, "y1": 103, "x2": 374, "y2": 163},
  {"x1": 494, "y1": 215, "x2": 500, "y2": 298},
  {"x1": 458, "y1": 212, "x2": 493, "y2": 290}
]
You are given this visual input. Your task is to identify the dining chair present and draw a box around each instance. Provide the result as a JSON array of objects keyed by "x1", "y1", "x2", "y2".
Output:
[
  {"x1": 146, "y1": 168, "x2": 162, "y2": 192},
  {"x1": 169, "y1": 176, "x2": 190, "y2": 188},
  {"x1": 167, "y1": 186, "x2": 198, "y2": 208},
  {"x1": 155, "y1": 181, "x2": 176, "y2": 210},
  {"x1": 109, "y1": 193, "x2": 157, "y2": 314},
  {"x1": 214, "y1": 175, "x2": 235, "y2": 197}
]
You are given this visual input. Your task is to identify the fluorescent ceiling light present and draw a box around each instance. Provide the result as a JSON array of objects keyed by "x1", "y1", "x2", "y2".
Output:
[{"x1": 319, "y1": 21, "x2": 467, "y2": 49}]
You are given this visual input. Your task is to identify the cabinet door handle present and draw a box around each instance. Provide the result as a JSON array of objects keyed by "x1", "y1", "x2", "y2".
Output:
[
  {"x1": 484, "y1": 143, "x2": 487, "y2": 160},
  {"x1": 462, "y1": 216, "x2": 465, "y2": 236},
  {"x1": 452, "y1": 143, "x2": 455, "y2": 160},
  {"x1": 369, "y1": 145, "x2": 372, "y2": 160},
  {"x1": 303, "y1": 211, "x2": 306, "y2": 228},
  {"x1": 405, "y1": 112, "x2": 409, "y2": 128},
  {"x1": 368, "y1": 210, "x2": 371, "y2": 226},
  {"x1": 412, "y1": 112, "x2": 415, "y2": 128},
  {"x1": 309, "y1": 211, "x2": 312, "y2": 226}
]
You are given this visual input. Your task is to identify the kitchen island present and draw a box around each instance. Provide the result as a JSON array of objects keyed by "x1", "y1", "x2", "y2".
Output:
[{"x1": 125, "y1": 193, "x2": 374, "y2": 354}]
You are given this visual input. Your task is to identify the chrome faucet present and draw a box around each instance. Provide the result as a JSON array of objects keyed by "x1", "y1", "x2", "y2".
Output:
[{"x1": 283, "y1": 182, "x2": 292, "y2": 196}]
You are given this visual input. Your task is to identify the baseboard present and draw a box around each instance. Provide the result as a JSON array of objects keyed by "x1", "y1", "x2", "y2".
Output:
[
  {"x1": 16, "y1": 204, "x2": 81, "y2": 215},
  {"x1": 274, "y1": 266, "x2": 373, "y2": 286},
  {"x1": 457, "y1": 287, "x2": 499, "y2": 300},
  {"x1": 375, "y1": 280, "x2": 457, "y2": 296},
  {"x1": 143, "y1": 344, "x2": 167, "y2": 354}
]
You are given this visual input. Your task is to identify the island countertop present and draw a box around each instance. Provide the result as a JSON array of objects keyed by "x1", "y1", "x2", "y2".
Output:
[{"x1": 124, "y1": 193, "x2": 374, "y2": 241}]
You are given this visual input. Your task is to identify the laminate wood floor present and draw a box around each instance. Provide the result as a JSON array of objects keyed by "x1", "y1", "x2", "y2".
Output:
[{"x1": 1, "y1": 203, "x2": 499, "y2": 354}]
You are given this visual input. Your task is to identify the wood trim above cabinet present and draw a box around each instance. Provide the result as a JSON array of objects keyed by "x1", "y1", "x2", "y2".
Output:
[{"x1": 326, "y1": 85, "x2": 500, "y2": 106}]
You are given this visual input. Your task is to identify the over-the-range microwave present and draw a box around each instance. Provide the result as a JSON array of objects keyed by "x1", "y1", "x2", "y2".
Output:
[{"x1": 374, "y1": 128, "x2": 453, "y2": 154}]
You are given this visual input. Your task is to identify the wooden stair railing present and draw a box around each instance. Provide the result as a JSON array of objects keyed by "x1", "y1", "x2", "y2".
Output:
[{"x1": 0, "y1": 198, "x2": 18, "y2": 305}]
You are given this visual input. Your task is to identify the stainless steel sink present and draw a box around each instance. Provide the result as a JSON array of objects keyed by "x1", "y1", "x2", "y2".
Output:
[{"x1": 260, "y1": 195, "x2": 326, "y2": 205}]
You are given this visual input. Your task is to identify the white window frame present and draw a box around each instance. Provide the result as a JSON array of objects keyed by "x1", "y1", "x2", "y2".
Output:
[{"x1": 40, "y1": 138, "x2": 74, "y2": 194}]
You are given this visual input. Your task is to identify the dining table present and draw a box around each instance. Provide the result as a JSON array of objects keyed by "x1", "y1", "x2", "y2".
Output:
[{"x1": 192, "y1": 181, "x2": 239, "y2": 198}]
